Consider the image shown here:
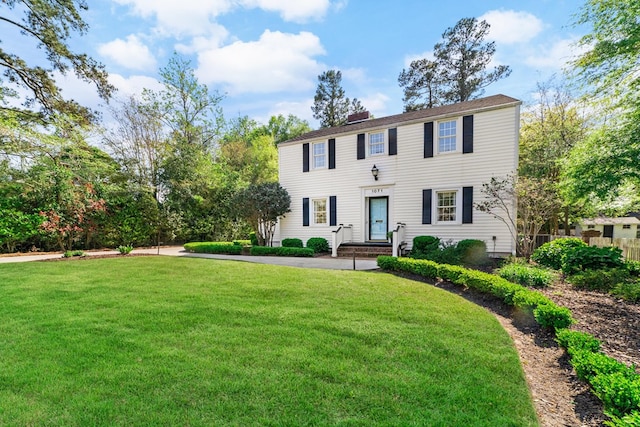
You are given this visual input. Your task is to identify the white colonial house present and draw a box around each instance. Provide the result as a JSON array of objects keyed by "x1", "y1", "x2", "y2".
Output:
[{"x1": 277, "y1": 94, "x2": 521, "y2": 257}]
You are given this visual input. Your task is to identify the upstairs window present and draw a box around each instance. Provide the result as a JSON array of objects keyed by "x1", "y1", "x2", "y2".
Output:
[
  {"x1": 438, "y1": 120, "x2": 457, "y2": 153},
  {"x1": 312, "y1": 142, "x2": 326, "y2": 169},
  {"x1": 623, "y1": 224, "x2": 631, "y2": 229},
  {"x1": 369, "y1": 132, "x2": 385, "y2": 156}
]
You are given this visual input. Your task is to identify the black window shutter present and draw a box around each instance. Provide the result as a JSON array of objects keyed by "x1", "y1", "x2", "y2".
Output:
[
  {"x1": 424, "y1": 122, "x2": 434, "y2": 158},
  {"x1": 302, "y1": 143, "x2": 309, "y2": 172},
  {"x1": 462, "y1": 186, "x2": 473, "y2": 224},
  {"x1": 329, "y1": 196, "x2": 337, "y2": 226},
  {"x1": 422, "y1": 189, "x2": 432, "y2": 224},
  {"x1": 328, "y1": 138, "x2": 336, "y2": 169},
  {"x1": 388, "y1": 128, "x2": 397, "y2": 156},
  {"x1": 302, "y1": 198, "x2": 309, "y2": 226},
  {"x1": 463, "y1": 115, "x2": 474, "y2": 154},
  {"x1": 357, "y1": 133, "x2": 365, "y2": 159}
]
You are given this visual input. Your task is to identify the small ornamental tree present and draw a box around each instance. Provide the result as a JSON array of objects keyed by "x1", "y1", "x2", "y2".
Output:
[{"x1": 237, "y1": 182, "x2": 291, "y2": 246}]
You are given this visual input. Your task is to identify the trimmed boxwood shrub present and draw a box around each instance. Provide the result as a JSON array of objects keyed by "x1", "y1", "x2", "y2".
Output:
[
  {"x1": 184, "y1": 242, "x2": 242, "y2": 255},
  {"x1": 233, "y1": 240, "x2": 251, "y2": 246},
  {"x1": 250, "y1": 246, "x2": 314, "y2": 257},
  {"x1": 249, "y1": 232, "x2": 258, "y2": 246},
  {"x1": 456, "y1": 239, "x2": 489, "y2": 266},
  {"x1": 413, "y1": 235, "x2": 440, "y2": 253},
  {"x1": 556, "y1": 329, "x2": 602, "y2": 356},
  {"x1": 531, "y1": 238, "x2": 587, "y2": 270},
  {"x1": 306, "y1": 237, "x2": 329, "y2": 254},
  {"x1": 281, "y1": 238, "x2": 304, "y2": 248},
  {"x1": 498, "y1": 263, "x2": 555, "y2": 288}
]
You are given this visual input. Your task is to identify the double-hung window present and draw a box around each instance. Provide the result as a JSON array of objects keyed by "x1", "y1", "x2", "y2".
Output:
[
  {"x1": 437, "y1": 190, "x2": 457, "y2": 222},
  {"x1": 313, "y1": 198, "x2": 327, "y2": 225},
  {"x1": 369, "y1": 131, "x2": 385, "y2": 156},
  {"x1": 312, "y1": 142, "x2": 326, "y2": 169},
  {"x1": 438, "y1": 120, "x2": 457, "y2": 153}
]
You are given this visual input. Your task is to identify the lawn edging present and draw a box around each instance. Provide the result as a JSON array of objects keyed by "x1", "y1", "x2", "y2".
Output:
[{"x1": 377, "y1": 256, "x2": 640, "y2": 425}]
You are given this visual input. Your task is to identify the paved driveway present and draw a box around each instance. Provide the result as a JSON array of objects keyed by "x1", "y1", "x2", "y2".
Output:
[{"x1": 0, "y1": 246, "x2": 380, "y2": 271}]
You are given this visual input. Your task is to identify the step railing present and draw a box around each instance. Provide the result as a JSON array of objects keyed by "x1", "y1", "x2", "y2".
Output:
[
  {"x1": 331, "y1": 224, "x2": 353, "y2": 257},
  {"x1": 392, "y1": 222, "x2": 406, "y2": 257}
]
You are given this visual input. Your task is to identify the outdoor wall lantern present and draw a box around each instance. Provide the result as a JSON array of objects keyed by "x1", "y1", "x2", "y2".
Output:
[{"x1": 371, "y1": 164, "x2": 379, "y2": 181}]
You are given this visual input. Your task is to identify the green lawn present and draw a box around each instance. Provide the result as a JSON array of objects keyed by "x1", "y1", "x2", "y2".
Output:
[{"x1": 0, "y1": 257, "x2": 538, "y2": 426}]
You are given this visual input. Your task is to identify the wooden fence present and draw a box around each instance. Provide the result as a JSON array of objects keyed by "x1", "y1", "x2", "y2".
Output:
[{"x1": 589, "y1": 237, "x2": 640, "y2": 262}]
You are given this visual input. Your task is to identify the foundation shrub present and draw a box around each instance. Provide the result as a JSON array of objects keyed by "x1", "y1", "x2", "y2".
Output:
[
  {"x1": 281, "y1": 238, "x2": 304, "y2": 248},
  {"x1": 306, "y1": 237, "x2": 329, "y2": 254},
  {"x1": 456, "y1": 239, "x2": 489, "y2": 266}
]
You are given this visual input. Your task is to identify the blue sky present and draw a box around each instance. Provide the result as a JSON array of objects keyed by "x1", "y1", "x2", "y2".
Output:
[{"x1": 56, "y1": 0, "x2": 588, "y2": 128}]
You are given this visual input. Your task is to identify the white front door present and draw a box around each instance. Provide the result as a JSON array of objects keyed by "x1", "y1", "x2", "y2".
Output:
[{"x1": 369, "y1": 197, "x2": 388, "y2": 240}]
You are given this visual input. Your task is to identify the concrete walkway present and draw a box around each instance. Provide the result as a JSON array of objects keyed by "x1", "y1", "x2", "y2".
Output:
[{"x1": 0, "y1": 246, "x2": 380, "y2": 271}]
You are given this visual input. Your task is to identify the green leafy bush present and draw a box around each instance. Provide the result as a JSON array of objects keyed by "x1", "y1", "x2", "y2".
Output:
[
  {"x1": 567, "y1": 268, "x2": 631, "y2": 292},
  {"x1": 281, "y1": 238, "x2": 303, "y2": 248},
  {"x1": 306, "y1": 237, "x2": 329, "y2": 254},
  {"x1": 605, "y1": 410, "x2": 640, "y2": 427},
  {"x1": 570, "y1": 351, "x2": 631, "y2": 382},
  {"x1": 498, "y1": 263, "x2": 555, "y2": 288},
  {"x1": 428, "y1": 243, "x2": 461, "y2": 265},
  {"x1": 412, "y1": 235, "x2": 440, "y2": 254},
  {"x1": 117, "y1": 244, "x2": 134, "y2": 255},
  {"x1": 612, "y1": 282, "x2": 640, "y2": 303},
  {"x1": 556, "y1": 329, "x2": 602, "y2": 356},
  {"x1": 531, "y1": 238, "x2": 587, "y2": 270},
  {"x1": 456, "y1": 239, "x2": 489, "y2": 266},
  {"x1": 561, "y1": 246, "x2": 624, "y2": 275},
  {"x1": 249, "y1": 246, "x2": 314, "y2": 257},
  {"x1": 62, "y1": 250, "x2": 85, "y2": 258},
  {"x1": 591, "y1": 372, "x2": 640, "y2": 418},
  {"x1": 533, "y1": 304, "x2": 574, "y2": 330},
  {"x1": 183, "y1": 242, "x2": 242, "y2": 255},
  {"x1": 626, "y1": 260, "x2": 640, "y2": 277}
]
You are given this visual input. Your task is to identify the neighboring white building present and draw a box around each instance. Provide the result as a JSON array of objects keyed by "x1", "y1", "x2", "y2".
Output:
[
  {"x1": 277, "y1": 95, "x2": 521, "y2": 256},
  {"x1": 576, "y1": 216, "x2": 640, "y2": 239}
]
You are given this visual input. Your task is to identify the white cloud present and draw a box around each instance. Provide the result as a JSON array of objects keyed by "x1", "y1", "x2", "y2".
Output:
[
  {"x1": 480, "y1": 10, "x2": 544, "y2": 45},
  {"x1": 108, "y1": 74, "x2": 164, "y2": 98},
  {"x1": 525, "y1": 37, "x2": 582, "y2": 69},
  {"x1": 113, "y1": 0, "x2": 233, "y2": 37},
  {"x1": 266, "y1": 98, "x2": 315, "y2": 123},
  {"x1": 98, "y1": 35, "x2": 157, "y2": 71},
  {"x1": 359, "y1": 92, "x2": 390, "y2": 116},
  {"x1": 241, "y1": 0, "x2": 331, "y2": 23},
  {"x1": 174, "y1": 24, "x2": 230, "y2": 54},
  {"x1": 341, "y1": 67, "x2": 367, "y2": 82},
  {"x1": 195, "y1": 30, "x2": 326, "y2": 94},
  {"x1": 113, "y1": 0, "x2": 331, "y2": 37}
]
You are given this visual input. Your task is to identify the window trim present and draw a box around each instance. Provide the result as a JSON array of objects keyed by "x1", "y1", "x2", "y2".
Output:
[
  {"x1": 368, "y1": 130, "x2": 386, "y2": 157},
  {"x1": 434, "y1": 188, "x2": 462, "y2": 225},
  {"x1": 311, "y1": 197, "x2": 328, "y2": 226},
  {"x1": 435, "y1": 117, "x2": 462, "y2": 155},
  {"x1": 312, "y1": 141, "x2": 327, "y2": 170}
]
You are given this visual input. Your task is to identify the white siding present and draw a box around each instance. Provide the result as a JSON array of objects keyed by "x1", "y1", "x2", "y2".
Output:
[{"x1": 278, "y1": 104, "x2": 519, "y2": 255}]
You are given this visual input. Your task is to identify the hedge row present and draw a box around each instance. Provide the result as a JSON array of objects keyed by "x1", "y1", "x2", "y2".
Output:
[
  {"x1": 376, "y1": 256, "x2": 574, "y2": 330},
  {"x1": 556, "y1": 329, "x2": 640, "y2": 425},
  {"x1": 183, "y1": 242, "x2": 243, "y2": 255},
  {"x1": 250, "y1": 246, "x2": 314, "y2": 257},
  {"x1": 377, "y1": 255, "x2": 639, "y2": 424}
]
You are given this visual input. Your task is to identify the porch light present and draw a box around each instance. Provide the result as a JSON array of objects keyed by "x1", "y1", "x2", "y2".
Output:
[{"x1": 371, "y1": 164, "x2": 379, "y2": 181}]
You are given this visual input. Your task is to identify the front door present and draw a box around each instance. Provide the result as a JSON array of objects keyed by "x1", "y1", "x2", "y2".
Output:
[{"x1": 369, "y1": 197, "x2": 388, "y2": 240}]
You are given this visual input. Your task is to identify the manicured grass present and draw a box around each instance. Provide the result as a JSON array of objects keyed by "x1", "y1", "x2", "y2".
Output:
[{"x1": 0, "y1": 257, "x2": 538, "y2": 426}]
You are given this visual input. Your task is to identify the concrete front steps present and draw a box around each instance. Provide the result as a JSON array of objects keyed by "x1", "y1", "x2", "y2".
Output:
[{"x1": 336, "y1": 242, "x2": 392, "y2": 258}]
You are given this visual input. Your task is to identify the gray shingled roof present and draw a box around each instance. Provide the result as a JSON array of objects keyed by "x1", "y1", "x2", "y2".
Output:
[{"x1": 282, "y1": 94, "x2": 521, "y2": 145}]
